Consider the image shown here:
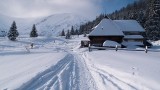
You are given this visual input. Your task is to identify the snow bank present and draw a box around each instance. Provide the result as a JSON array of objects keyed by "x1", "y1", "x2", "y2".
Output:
[{"x1": 103, "y1": 40, "x2": 121, "y2": 47}]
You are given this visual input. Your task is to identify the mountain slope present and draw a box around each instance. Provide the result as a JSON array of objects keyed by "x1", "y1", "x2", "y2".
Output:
[
  {"x1": 35, "y1": 13, "x2": 89, "y2": 36},
  {"x1": 0, "y1": 14, "x2": 39, "y2": 35},
  {"x1": 0, "y1": 13, "x2": 89, "y2": 36},
  {"x1": 0, "y1": 14, "x2": 13, "y2": 31}
]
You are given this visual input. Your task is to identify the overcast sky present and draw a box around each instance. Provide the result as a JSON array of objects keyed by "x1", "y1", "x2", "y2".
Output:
[{"x1": 0, "y1": 0, "x2": 136, "y2": 19}]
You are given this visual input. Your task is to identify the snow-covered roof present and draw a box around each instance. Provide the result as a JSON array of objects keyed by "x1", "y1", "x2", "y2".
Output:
[
  {"x1": 124, "y1": 35, "x2": 144, "y2": 39},
  {"x1": 103, "y1": 40, "x2": 121, "y2": 47},
  {"x1": 89, "y1": 19, "x2": 124, "y2": 36},
  {"x1": 122, "y1": 41, "x2": 144, "y2": 46},
  {"x1": 114, "y1": 20, "x2": 145, "y2": 32}
]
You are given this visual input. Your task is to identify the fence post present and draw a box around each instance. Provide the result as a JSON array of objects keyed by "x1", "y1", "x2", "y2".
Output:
[
  {"x1": 145, "y1": 46, "x2": 148, "y2": 53},
  {"x1": 116, "y1": 45, "x2": 118, "y2": 51},
  {"x1": 89, "y1": 44, "x2": 91, "y2": 52}
]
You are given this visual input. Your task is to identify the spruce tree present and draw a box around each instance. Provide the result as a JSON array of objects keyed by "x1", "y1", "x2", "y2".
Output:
[
  {"x1": 30, "y1": 24, "x2": 38, "y2": 37},
  {"x1": 65, "y1": 30, "x2": 71, "y2": 39},
  {"x1": 61, "y1": 29, "x2": 65, "y2": 36},
  {"x1": 145, "y1": 0, "x2": 160, "y2": 40},
  {"x1": 7, "y1": 21, "x2": 19, "y2": 41},
  {"x1": 83, "y1": 32, "x2": 87, "y2": 37},
  {"x1": 70, "y1": 26, "x2": 75, "y2": 35},
  {"x1": 75, "y1": 29, "x2": 79, "y2": 35}
]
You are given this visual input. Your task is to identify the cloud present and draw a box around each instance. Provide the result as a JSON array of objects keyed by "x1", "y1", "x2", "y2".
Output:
[
  {"x1": 0, "y1": 0, "x2": 102, "y2": 19},
  {"x1": 0, "y1": 0, "x2": 136, "y2": 19}
]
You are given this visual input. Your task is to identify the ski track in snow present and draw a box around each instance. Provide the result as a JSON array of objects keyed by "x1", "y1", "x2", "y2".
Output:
[
  {"x1": 82, "y1": 53, "x2": 151, "y2": 90},
  {"x1": 17, "y1": 51, "x2": 97, "y2": 90},
  {"x1": 93, "y1": 68, "x2": 137, "y2": 90}
]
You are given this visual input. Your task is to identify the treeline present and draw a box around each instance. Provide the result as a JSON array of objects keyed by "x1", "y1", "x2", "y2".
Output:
[
  {"x1": 79, "y1": 0, "x2": 160, "y2": 41},
  {"x1": 60, "y1": 26, "x2": 80, "y2": 39},
  {"x1": 108, "y1": 0, "x2": 147, "y2": 27}
]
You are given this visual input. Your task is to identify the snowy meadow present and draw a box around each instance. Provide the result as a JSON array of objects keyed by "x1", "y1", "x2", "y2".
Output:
[{"x1": 0, "y1": 36, "x2": 160, "y2": 90}]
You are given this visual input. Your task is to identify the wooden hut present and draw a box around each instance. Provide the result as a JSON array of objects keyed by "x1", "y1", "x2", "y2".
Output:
[
  {"x1": 88, "y1": 18, "x2": 152, "y2": 47},
  {"x1": 88, "y1": 18, "x2": 124, "y2": 47}
]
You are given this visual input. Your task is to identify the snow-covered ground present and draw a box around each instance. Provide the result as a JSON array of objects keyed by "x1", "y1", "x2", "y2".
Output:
[
  {"x1": 0, "y1": 36, "x2": 160, "y2": 90},
  {"x1": 84, "y1": 50, "x2": 160, "y2": 90},
  {"x1": 0, "y1": 36, "x2": 68, "y2": 89}
]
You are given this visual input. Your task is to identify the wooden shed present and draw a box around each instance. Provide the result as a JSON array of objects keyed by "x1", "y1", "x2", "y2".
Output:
[
  {"x1": 88, "y1": 18, "x2": 152, "y2": 47},
  {"x1": 88, "y1": 18, "x2": 124, "y2": 47}
]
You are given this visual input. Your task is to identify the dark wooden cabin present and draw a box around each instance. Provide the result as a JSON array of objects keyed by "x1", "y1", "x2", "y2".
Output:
[
  {"x1": 88, "y1": 18, "x2": 124, "y2": 47},
  {"x1": 88, "y1": 36, "x2": 123, "y2": 47},
  {"x1": 88, "y1": 19, "x2": 152, "y2": 47}
]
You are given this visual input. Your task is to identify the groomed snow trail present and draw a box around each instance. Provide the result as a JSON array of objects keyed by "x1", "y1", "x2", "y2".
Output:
[{"x1": 17, "y1": 52, "x2": 97, "y2": 90}]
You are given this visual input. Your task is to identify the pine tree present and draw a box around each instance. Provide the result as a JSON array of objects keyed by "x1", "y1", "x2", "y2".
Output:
[
  {"x1": 75, "y1": 29, "x2": 79, "y2": 35},
  {"x1": 83, "y1": 32, "x2": 87, "y2": 37},
  {"x1": 130, "y1": 2, "x2": 138, "y2": 20},
  {"x1": 145, "y1": 0, "x2": 160, "y2": 40},
  {"x1": 79, "y1": 25, "x2": 83, "y2": 34},
  {"x1": 30, "y1": 24, "x2": 38, "y2": 37},
  {"x1": 65, "y1": 30, "x2": 71, "y2": 39},
  {"x1": 61, "y1": 29, "x2": 65, "y2": 36},
  {"x1": 137, "y1": 10, "x2": 145, "y2": 27},
  {"x1": 7, "y1": 21, "x2": 19, "y2": 41},
  {"x1": 70, "y1": 26, "x2": 75, "y2": 35}
]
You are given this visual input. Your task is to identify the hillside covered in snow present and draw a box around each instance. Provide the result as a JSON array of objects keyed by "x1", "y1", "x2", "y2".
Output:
[
  {"x1": 0, "y1": 14, "x2": 39, "y2": 34},
  {"x1": 36, "y1": 13, "x2": 89, "y2": 36},
  {"x1": 0, "y1": 13, "x2": 89, "y2": 36}
]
